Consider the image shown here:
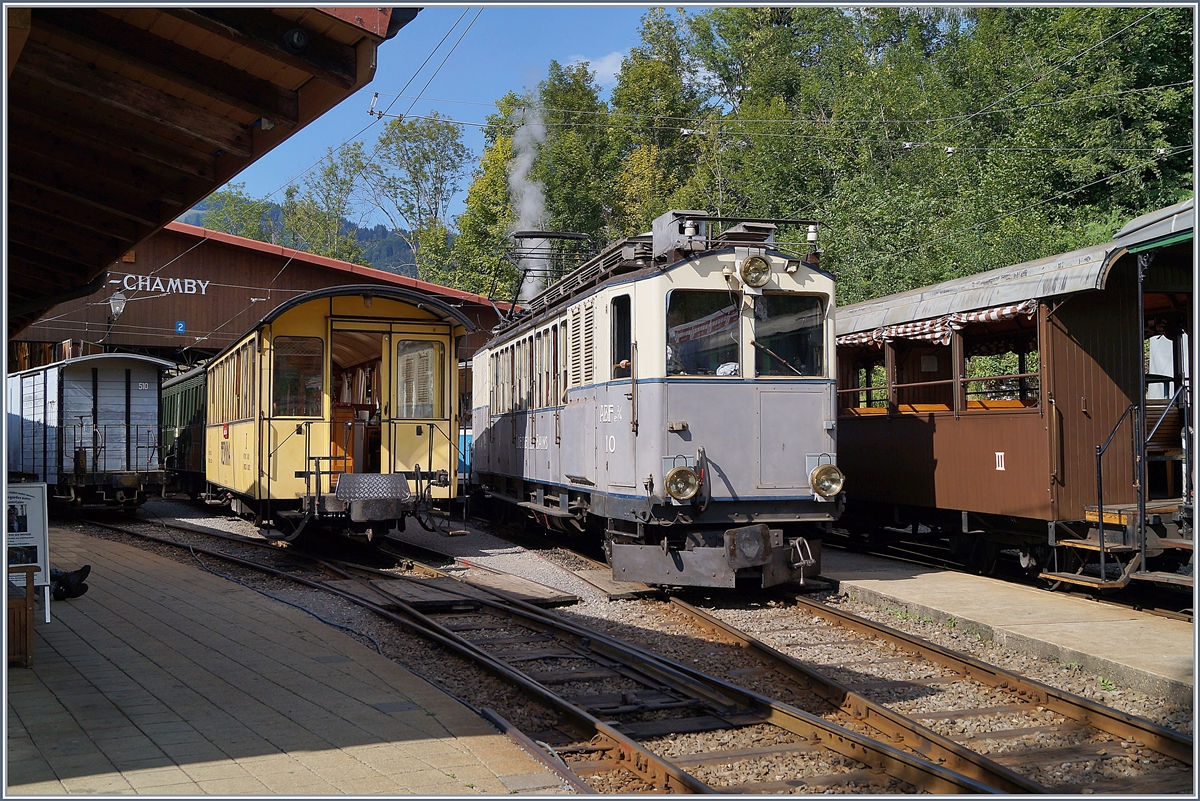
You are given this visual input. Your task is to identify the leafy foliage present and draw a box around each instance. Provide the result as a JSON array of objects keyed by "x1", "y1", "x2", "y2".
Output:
[{"x1": 195, "y1": 7, "x2": 1191, "y2": 303}]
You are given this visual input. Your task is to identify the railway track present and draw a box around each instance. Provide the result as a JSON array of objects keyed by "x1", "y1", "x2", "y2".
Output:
[
  {"x1": 383, "y1": 523, "x2": 1195, "y2": 794},
  {"x1": 78, "y1": 516, "x2": 994, "y2": 794}
]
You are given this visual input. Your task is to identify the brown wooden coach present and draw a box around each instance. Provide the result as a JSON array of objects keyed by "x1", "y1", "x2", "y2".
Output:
[{"x1": 836, "y1": 199, "x2": 1193, "y2": 591}]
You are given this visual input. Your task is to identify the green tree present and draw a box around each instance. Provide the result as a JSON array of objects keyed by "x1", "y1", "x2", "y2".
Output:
[
  {"x1": 200, "y1": 182, "x2": 273, "y2": 240},
  {"x1": 608, "y1": 8, "x2": 708, "y2": 235},
  {"x1": 534, "y1": 60, "x2": 618, "y2": 244},
  {"x1": 368, "y1": 112, "x2": 471, "y2": 281},
  {"x1": 452, "y1": 95, "x2": 524, "y2": 296},
  {"x1": 275, "y1": 144, "x2": 368, "y2": 262}
]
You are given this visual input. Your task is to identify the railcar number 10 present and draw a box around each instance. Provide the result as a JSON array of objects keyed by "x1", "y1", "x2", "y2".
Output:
[{"x1": 472, "y1": 210, "x2": 844, "y2": 587}]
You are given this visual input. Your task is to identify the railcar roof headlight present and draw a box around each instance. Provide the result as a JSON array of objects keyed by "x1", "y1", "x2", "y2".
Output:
[
  {"x1": 739, "y1": 254, "x2": 772, "y2": 288},
  {"x1": 810, "y1": 463, "x2": 844, "y2": 498},
  {"x1": 665, "y1": 466, "x2": 700, "y2": 501}
]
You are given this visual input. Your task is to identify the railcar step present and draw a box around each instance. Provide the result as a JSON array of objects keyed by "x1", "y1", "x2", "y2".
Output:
[
  {"x1": 1128, "y1": 570, "x2": 1194, "y2": 586},
  {"x1": 1157, "y1": 537, "x2": 1194, "y2": 550},
  {"x1": 1053, "y1": 538, "x2": 1138, "y2": 552},
  {"x1": 1037, "y1": 571, "x2": 1128, "y2": 589}
]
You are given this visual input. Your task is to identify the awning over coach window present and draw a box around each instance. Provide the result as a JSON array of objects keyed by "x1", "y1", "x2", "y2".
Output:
[{"x1": 836, "y1": 299, "x2": 1038, "y2": 348}]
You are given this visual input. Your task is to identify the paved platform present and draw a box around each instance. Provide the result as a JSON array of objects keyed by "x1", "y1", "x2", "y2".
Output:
[
  {"x1": 7, "y1": 528, "x2": 566, "y2": 796},
  {"x1": 820, "y1": 548, "x2": 1195, "y2": 706}
]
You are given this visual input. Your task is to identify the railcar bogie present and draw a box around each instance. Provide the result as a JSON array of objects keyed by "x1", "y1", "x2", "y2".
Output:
[
  {"x1": 473, "y1": 210, "x2": 842, "y2": 588},
  {"x1": 8, "y1": 353, "x2": 173, "y2": 510}
]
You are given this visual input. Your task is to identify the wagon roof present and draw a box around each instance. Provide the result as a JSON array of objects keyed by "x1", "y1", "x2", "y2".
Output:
[
  {"x1": 8, "y1": 352, "x2": 177, "y2": 378},
  {"x1": 1114, "y1": 196, "x2": 1194, "y2": 252},
  {"x1": 838, "y1": 197, "x2": 1195, "y2": 337},
  {"x1": 836, "y1": 241, "x2": 1114, "y2": 336},
  {"x1": 256, "y1": 284, "x2": 477, "y2": 332}
]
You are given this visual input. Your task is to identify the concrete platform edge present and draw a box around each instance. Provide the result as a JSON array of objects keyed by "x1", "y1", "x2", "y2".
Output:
[{"x1": 824, "y1": 578, "x2": 1194, "y2": 707}]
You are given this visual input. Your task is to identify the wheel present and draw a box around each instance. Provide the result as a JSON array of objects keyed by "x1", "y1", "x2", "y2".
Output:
[{"x1": 602, "y1": 530, "x2": 614, "y2": 566}]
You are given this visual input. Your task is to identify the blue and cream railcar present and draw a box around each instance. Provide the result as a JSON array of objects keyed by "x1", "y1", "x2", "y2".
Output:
[
  {"x1": 473, "y1": 210, "x2": 842, "y2": 587},
  {"x1": 6, "y1": 353, "x2": 173, "y2": 509},
  {"x1": 204, "y1": 285, "x2": 475, "y2": 540}
]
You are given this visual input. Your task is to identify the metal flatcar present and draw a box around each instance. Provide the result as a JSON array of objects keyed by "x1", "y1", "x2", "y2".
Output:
[
  {"x1": 7, "y1": 353, "x2": 173, "y2": 510},
  {"x1": 472, "y1": 210, "x2": 843, "y2": 587},
  {"x1": 202, "y1": 285, "x2": 475, "y2": 540},
  {"x1": 836, "y1": 198, "x2": 1193, "y2": 590}
]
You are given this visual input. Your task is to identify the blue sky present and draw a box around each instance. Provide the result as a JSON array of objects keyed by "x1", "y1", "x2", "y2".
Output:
[{"x1": 227, "y1": 5, "x2": 658, "y2": 225}]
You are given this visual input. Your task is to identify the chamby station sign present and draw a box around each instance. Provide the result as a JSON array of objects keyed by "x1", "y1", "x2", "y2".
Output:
[{"x1": 115, "y1": 274, "x2": 213, "y2": 295}]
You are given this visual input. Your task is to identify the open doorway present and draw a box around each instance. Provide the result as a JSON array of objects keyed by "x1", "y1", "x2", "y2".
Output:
[{"x1": 330, "y1": 329, "x2": 384, "y2": 475}]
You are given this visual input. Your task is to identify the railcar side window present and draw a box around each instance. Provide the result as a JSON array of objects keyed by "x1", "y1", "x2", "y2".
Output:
[
  {"x1": 611, "y1": 295, "x2": 631, "y2": 379},
  {"x1": 666, "y1": 290, "x2": 740, "y2": 376},
  {"x1": 396, "y1": 340, "x2": 445, "y2": 419},
  {"x1": 272, "y1": 336, "x2": 323, "y2": 417},
  {"x1": 754, "y1": 294, "x2": 824, "y2": 377},
  {"x1": 962, "y1": 328, "x2": 1040, "y2": 409}
]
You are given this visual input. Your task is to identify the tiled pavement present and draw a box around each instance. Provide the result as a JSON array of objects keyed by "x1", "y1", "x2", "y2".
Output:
[{"x1": 7, "y1": 528, "x2": 566, "y2": 795}]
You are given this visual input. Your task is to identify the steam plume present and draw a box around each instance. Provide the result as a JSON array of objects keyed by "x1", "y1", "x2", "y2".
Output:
[{"x1": 508, "y1": 108, "x2": 547, "y2": 303}]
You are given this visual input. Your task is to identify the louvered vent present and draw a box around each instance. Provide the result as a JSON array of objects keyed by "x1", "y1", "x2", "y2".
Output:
[
  {"x1": 582, "y1": 301, "x2": 595, "y2": 385},
  {"x1": 569, "y1": 306, "x2": 582, "y2": 386}
]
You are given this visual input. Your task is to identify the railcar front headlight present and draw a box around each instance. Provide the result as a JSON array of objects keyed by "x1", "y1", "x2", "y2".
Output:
[
  {"x1": 810, "y1": 464, "x2": 844, "y2": 498},
  {"x1": 739, "y1": 255, "x2": 772, "y2": 288},
  {"x1": 665, "y1": 466, "x2": 700, "y2": 501}
]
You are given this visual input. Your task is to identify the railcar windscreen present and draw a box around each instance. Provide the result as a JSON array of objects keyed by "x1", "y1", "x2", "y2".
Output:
[
  {"x1": 396, "y1": 340, "x2": 445, "y2": 418},
  {"x1": 666, "y1": 290, "x2": 740, "y2": 376},
  {"x1": 272, "y1": 336, "x2": 323, "y2": 417},
  {"x1": 754, "y1": 294, "x2": 825, "y2": 377}
]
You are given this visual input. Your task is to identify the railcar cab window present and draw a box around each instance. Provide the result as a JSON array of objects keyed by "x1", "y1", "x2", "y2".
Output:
[
  {"x1": 611, "y1": 295, "x2": 632, "y2": 379},
  {"x1": 666, "y1": 290, "x2": 740, "y2": 376},
  {"x1": 753, "y1": 294, "x2": 824, "y2": 377},
  {"x1": 272, "y1": 336, "x2": 323, "y2": 417},
  {"x1": 396, "y1": 340, "x2": 445, "y2": 419}
]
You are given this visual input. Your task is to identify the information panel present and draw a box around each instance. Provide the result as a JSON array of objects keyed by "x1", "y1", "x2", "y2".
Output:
[{"x1": 7, "y1": 483, "x2": 49, "y2": 588}]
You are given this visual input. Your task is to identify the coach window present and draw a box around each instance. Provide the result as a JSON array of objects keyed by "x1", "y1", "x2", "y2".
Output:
[
  {"x1": 754, "y1": 294, "x2": 824, "y2": 377},
  {"x1": 611, "y1": 295, "x2": 632, "y2": 378},
  {"x1": 396, "y1": 340, "x2": 445, "y2": 419},
  {"x1": 894, "y1": 341, "x2": 953, "y2": 411},
  {"x1": 272, "y1": 336, "x2": 323, "y2": 417},
  {"x1": 666, "y1": 290, "x2": 740, "y2": 376},
  {"x1": 962, "y1": 326, "x2": 1040, "y2": 410},
  {"x1": 837, "y1": 349, "x2": 886, "y2": 415}
]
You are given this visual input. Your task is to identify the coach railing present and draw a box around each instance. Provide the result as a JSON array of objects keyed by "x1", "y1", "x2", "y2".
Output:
[
  {"x1": 1094, "y1": 403, "x2": 1138, "y2": 579},
  {"x1": 291, "y1": 419, "x2": 459, "y2": 499},
  {"x1": 64, "y1": 422, "x2": 163, "y2": 479}
]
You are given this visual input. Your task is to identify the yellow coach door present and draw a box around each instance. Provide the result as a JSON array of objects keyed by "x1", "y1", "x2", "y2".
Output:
[{"x1": 386, "y1": 331, "x2": 455, "y2": 498}]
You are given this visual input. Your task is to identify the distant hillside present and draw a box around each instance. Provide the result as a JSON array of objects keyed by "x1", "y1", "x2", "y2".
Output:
[
  {"x1": 176, "y1": 203, "x2": 415, "y2": 276},
  {"x1": 352, "y1": 224, "x2": 417, "y2": 277}
]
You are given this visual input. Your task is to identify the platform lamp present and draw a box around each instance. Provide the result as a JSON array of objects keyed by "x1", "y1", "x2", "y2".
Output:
[{"x1": 101, "y1": 291, "x2": 127, "y2": 345}]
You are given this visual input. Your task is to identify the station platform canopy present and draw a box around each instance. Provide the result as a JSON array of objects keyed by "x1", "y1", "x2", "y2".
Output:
[{"x1": 6, "y1": 7, "x2": 418, "y2": 338}]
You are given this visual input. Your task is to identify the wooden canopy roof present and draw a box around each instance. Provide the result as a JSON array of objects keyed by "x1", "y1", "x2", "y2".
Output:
[{"x1": 6, "y1": 6, "x2": 418, "y2": 337}]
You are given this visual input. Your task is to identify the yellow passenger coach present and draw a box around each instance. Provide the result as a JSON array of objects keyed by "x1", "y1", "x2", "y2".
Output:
[{"x1": 204, "y1": 285, "x2": 475, "y2": 541}]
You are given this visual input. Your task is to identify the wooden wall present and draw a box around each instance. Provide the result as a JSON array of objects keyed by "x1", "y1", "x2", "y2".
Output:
[{"x1": 11, "y1": 228, "x2": 502, "y2": 370}]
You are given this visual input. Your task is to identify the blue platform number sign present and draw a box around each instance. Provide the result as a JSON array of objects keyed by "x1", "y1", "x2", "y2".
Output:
[{"x1": 176, "y1": 320, "x2": 186, "y2": 334}]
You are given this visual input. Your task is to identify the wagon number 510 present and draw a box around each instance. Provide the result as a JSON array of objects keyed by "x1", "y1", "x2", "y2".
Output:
[{"x1": 138, "y1": 382, "x2": 150, "y2": 390}]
